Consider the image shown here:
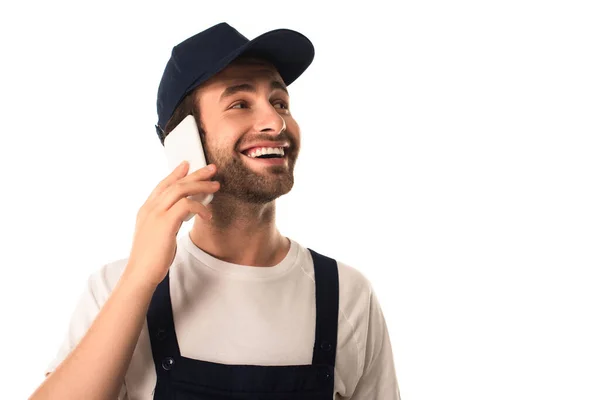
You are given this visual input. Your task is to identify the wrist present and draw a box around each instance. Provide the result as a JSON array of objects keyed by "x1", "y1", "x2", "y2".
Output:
[{"x1": 119, "y1": 266, "x2": 160, "y2": 297}]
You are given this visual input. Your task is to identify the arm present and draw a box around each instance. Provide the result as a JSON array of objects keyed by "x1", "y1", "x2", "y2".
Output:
[
  {"x1": 31, "y1": 271, "x2": 155, "y2": 400},
  {"x1": 29, "y1": 161, "x2": 220, "y2": 400}
]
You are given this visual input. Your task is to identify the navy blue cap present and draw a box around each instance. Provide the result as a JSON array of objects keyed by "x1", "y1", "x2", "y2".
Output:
[{"x1": 155, "y1": 22, "x2": 315, "y2": 140}]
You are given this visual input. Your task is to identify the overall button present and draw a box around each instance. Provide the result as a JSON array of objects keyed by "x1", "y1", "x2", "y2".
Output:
[
  {"x1": 156, "y1": 329, "x2": 167, "y2": 341},
  {"x1": 320, "y1": 341, "x2": 332, "y2": 352},
  {"x1": 162, "y1": 357, "x2": 175, "y2": 371},
  {"x1": 318, "y1": 370, "x2": 331, "y2": 382}
]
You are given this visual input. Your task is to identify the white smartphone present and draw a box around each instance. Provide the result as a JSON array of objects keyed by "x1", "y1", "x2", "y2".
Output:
[{"x1": 164, "y1": 114, "x2": 213, "y2": 222}]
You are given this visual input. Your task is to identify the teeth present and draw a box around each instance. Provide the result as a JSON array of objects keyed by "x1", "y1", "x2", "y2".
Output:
[{"x1": 246, "y1": 147, "x2": 285, "y2": 158}]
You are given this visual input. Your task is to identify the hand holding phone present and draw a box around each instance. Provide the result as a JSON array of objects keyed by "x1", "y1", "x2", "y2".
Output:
[
  {"x1": 164, "y1": 115, "x2": 213, "y2": 221},
  {"x1": 126, "y1": 162, "x2": 220, "y2": 288}
]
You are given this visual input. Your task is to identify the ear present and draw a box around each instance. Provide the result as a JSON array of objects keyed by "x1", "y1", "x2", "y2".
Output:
[{"x1": 155, "y1": 124, "x2": 166, "y2": 146}]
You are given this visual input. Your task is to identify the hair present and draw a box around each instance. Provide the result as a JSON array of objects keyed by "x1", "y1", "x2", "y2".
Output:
[{"x1": 158, "y1": 88, "x2": 205, "y2": 145}]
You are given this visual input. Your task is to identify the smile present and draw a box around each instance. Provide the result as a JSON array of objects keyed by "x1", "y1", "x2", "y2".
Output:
[
  {"x1": 240, "y1": 150, "x2": 287, "y2": 165},
  {"x1": 242, "y1": 146, "x2": 286, "y2": 159}
]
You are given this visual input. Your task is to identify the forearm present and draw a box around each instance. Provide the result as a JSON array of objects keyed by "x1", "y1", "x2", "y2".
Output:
[{"x1": 30, "y1": 269, "x2": 155, "y2": 400}]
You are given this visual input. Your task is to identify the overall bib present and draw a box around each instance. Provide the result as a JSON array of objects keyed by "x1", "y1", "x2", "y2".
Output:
[{"x1": 146, "y1": 248, "x2": 339, "y2": 400}]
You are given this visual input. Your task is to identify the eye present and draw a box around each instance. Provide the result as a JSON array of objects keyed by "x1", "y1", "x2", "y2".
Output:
[
  {"x1": 229, "y1": 100, "x2": 289, "y2": 110},
  {"x1": 274, "y1": 101, "x2": 289, "y2": 110},
  {"x1": 230, "y1": 101, "x2": 248, "y2": 109}
]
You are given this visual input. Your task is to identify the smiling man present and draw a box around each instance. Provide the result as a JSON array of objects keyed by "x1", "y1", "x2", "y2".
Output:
[{"x1": 32, "y1": 23, "x2": 401, "y2": 400}]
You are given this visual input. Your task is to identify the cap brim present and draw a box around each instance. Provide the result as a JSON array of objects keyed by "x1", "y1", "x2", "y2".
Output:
[{"x1": 240, "y1": 28, "x2": 315, "y2": 86}]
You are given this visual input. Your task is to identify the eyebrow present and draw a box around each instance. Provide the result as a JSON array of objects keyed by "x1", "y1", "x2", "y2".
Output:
[{"x1": 219, "y1": 81, "x2": 289, "y2": 102}]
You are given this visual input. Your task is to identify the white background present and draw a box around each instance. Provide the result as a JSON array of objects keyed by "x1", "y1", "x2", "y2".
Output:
[{"x1": 0, "y1": 0, "x2": 598, "y2": 399}]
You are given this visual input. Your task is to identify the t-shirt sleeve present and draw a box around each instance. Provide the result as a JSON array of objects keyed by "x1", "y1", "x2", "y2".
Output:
[
  {"x1": 44, "y1": 269, "x2": 128, "y2": 400},
  {"x1": 350, "y1": 287, "x2": 401, "y2": 399}
]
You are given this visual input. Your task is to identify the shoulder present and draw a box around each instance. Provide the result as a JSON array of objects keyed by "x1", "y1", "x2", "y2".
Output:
[
  {"x1": 337, "y1": 260, "x2": 373, "y2": 299},
  {"x1": 310, "y1": 252, "x2": 381, "y2": 392},
  {"x1": 302, "y1": 246, "x2": 374, "y2": 310},
  {"x1": 335, "y1": 259, "x2": 374, "y2": 334}
]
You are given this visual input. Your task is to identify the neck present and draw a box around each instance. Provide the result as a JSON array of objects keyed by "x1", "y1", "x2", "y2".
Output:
[{"x1": 188, "y1": 194, "x2": 290, "y2": 267}]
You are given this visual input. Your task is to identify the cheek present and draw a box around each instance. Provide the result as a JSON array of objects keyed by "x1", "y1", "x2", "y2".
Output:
[
  {"x1": 205, "y1": 119, "x2": 247, "y2": 149},
  {"x1": 286, "y1": 117, "x2": 299, "y2": 131},
  {"x1": 287, "y1": 118, "x2": 301, "y2": 145}
]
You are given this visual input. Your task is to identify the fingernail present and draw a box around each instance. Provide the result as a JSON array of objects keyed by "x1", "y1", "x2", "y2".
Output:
[{"x1": 207, "y1": 164, "x2": 215, "y2": 171}]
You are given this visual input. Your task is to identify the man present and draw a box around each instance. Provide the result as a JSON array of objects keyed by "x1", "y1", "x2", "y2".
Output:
[{"x1": 31, "y1": 22, "x2": 400, "y2": 399}]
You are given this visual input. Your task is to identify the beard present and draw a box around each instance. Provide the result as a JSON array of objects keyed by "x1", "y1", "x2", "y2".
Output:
[{"x1": 203, "y1": 138, "x2": 298, "y2": 204}]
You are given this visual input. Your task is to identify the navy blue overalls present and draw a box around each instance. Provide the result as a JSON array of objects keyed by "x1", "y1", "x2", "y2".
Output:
[{"x1": 146, "y1": 248, "x2": 339, "y2": 399}]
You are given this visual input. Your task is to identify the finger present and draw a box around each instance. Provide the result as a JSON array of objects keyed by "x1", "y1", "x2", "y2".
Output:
[
  {"x1": 158, "y1": 180, "x2": 220, "y2": 212},
  {"x1": 177, "y1": 163, "x2": 217, "y2": 184},
  {"x1": 169, "y1": 197, "x2": 213, "y2": 222},
  {"x1": 148, "y1": 161, "x2": 190, "y2": 200},
  {"x1": 150, "y1": 163, "x2": 216, "y2": 202}
]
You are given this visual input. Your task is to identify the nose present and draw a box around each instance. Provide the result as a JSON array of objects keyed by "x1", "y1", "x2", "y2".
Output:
[{"x1": 254, "y1": 105, "x2": 286, "y2": 135}]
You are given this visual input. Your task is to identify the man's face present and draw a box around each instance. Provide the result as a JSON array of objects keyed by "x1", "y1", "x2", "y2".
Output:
[{"x1": 194, "y1": 58, "x2": 301, "y2": 204}]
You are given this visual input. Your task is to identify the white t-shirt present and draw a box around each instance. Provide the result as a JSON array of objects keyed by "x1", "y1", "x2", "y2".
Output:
[{"x1": 46, "y1": 232, "x2": 400, "y2": 399}]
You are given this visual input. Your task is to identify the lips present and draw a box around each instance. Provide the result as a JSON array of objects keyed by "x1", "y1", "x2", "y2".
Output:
[
  {"x1": 239, "y1": 142, "x2": 290, "y2": 155},
  {"x1": 240, "y1": 151, "x2": 288, "y2": 165}
]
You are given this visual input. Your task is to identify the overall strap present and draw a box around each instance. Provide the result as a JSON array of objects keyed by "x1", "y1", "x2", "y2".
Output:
[
  {"x1": 308, "y1": 248, "x2": 340, "y2": 367},
  {"x1": 147, "y1": 271, "x2": 182, "y2": 382}
]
